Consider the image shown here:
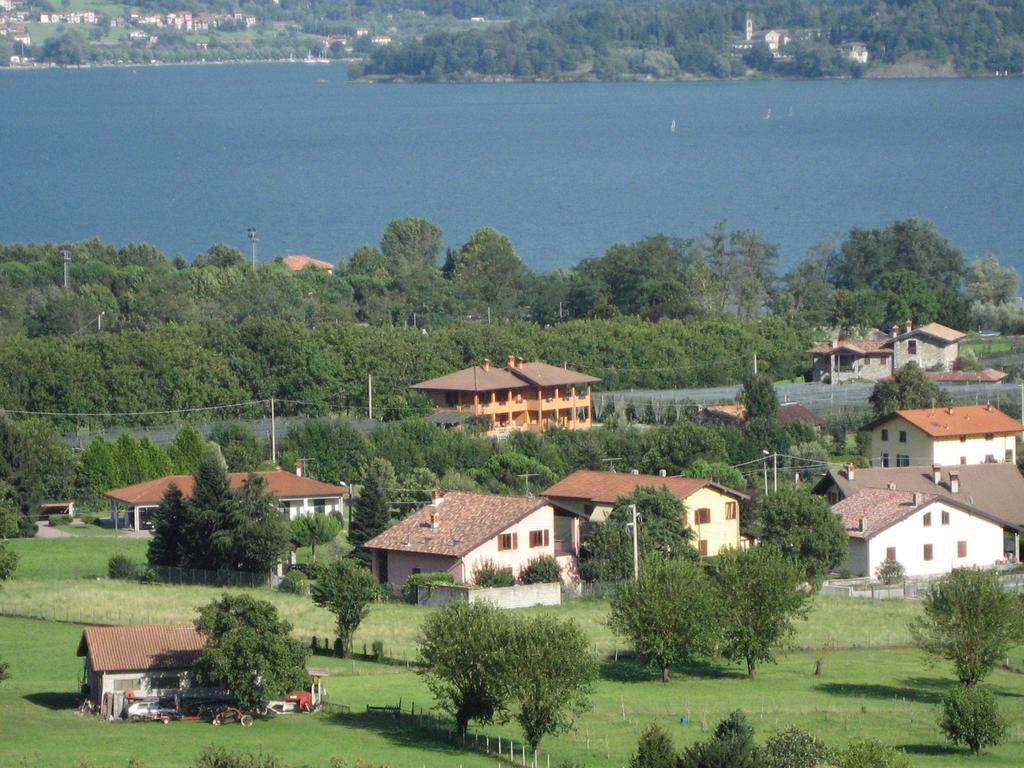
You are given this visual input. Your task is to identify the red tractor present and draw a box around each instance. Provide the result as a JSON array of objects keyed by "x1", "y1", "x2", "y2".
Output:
[{"x1": 283, "y1": 691, "x2": 313, "y2": 712}]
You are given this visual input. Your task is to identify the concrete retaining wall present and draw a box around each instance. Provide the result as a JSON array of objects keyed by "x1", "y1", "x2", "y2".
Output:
[{"x1": 417, "y1": 582, "x2": 561, "y2": 609}]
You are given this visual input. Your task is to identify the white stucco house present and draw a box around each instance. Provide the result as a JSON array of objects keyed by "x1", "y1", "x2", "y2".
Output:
[
  {"x1": 832, "y1": 487, "x2": 1020, "y2": 578},
  {"x1": 866, "y1": 404, "x2": 1023, "y2": 468}
]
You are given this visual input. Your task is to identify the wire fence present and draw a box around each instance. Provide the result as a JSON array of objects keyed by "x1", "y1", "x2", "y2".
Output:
[
  {"x1": 146, "y1": 565, "x2": 280, "y2": 590},
  {"x1": 593, "y1": 380, "x2": 1024, "y2": 422}
]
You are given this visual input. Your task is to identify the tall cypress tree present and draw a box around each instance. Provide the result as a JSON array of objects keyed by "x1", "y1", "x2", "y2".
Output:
[
  {"x1": 350, "y1": 457, "x2": 397, "y2": 549},
  {"x1": 147, "y1": 484, "x2": 189, "y2": 567}
]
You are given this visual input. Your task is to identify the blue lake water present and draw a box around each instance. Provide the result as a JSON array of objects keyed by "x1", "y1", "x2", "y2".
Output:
[{"x1": 2, "y1": 63, "x2": 1023, "y2": 274}]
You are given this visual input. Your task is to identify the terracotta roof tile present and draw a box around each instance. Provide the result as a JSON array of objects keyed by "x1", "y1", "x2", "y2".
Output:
[
  {"x1": 909, "y1": 322, "x2": 966, "y2": 343},
  {"x1": 832, "y1": 488, "x2": 937, "y2": 539},
  {"x1": 778, "y1": 402, "x2": 825, "y2": 427},
  {"x1": 816, "y1": 463, "x2": 1024, "y2": 528},
  {"x1": 412, "y1": 361, "x2": 600, "y2": 393},
  {"x1": 281, "y1": 254, "x2": 334, "y2": 272},
  {"x1": 542, "y1": 470, "x2": 748, "y2": 506},
  {"x1": 891, "y1": 405, "x2": 1023, "y2": 438},
  {"x1": 77, "y1": 624, "x2": 206, "y2": 672},
  {"x1": 105, "y1": 470, "x2": 346, "y2": 506},
  {"x1": 807, "y1": 338, "x2": 891, "y2": 355},
  {"x1": 363, "y1": 491, "x2": 546, "y2": 557},
  {"x1": 925, "y1": 368, "x2": 1007, "y2": 384}
]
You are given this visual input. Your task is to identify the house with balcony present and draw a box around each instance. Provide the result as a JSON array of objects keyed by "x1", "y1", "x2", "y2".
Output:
[
  {"x1": 412, "y1": 356, "x2": 600, "y2": 438},
  {"x1": 542, "y1": 470, "x2": 748, "y2": 557},
  {"x1": 808, "y1": 320, "x2": 966, "y2": 383},
  {"x1": 865, "y1": 404, "x2": 1023, "y2": 469},
  {"x1": 363, "y1": 490, "x2": 575, "y2": 585},
  {"x1": 104, "y1": 468, "x2": 346, "y2": 530}
]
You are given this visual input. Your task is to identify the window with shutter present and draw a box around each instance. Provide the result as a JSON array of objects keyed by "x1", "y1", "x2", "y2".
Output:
[
  {"x1": 695, "y1": 508, "x2": 711, "y2": 525},
  {"x1": 957, "y1": 541, "x2": 967, "y2": 558},
  {"x1": 923, "y1": 544, "x2": 933, "y2": 561}
]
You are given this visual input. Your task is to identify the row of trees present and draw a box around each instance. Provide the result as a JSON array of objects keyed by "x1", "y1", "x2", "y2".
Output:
[{"x1": 2, "y1": 217, "x2": 1008, "y2": 341}]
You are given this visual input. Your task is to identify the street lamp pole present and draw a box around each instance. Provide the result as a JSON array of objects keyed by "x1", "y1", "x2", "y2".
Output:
[
  {"x1": 61, "y1": 249, "x2": 71, "y2": 289},
  {"x1": 247, "y1": 228, "x2": 259, "y2": 271}
]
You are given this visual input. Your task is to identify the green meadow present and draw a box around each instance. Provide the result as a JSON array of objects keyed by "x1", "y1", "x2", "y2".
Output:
[{"x1": 1, "y1": 537, "x2": 1023, "y2": 767}]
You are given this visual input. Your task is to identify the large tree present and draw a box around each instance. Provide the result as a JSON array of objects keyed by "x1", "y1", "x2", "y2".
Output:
[
  {"x1": 214, "y1": 474, "x2": 292, "y2": 573},
  {"x1": 910, "y1": 567, "x2": 1024, "y2": 686},
  {"x1": 713, "y1": 545, "x2": 812, "y2": 678},
  {"x1": 291, "y1": 514, "x2": 342, "y2": 563},
  {"x1": 756, "y1": 485, "x2": 848, "y2": 583},
  {"x1": 147, "y1": 483, "x2": 190, "y2": 567},
  {"x1": 418, "y1": 601, "x2": 514, "y2": 737},
  {"x1": 310, "y1": 558, "x2": 378, "y2": 656},
  {"x1": 609, "y1": 556, "x2": 717, "y2": 682},
  {"x1": 349, "y1": 457, "x2": 397, "y2": 549},
  {"x1": 968, "y1": 254, "x2": 1018, "y2": 305},
  {"x1": 868, "y1": 362, "x2": 950, "y2": 417},
  {"x1": 193, "y1": 594, "x2": 309, "y2": 712},
  {"x1": 580, "y1": 485, "x2": 694, "y2": 582},
  {"x1": 508, "y1": 614, "x2": 596, "y2": 754},
  {"x1": 737, "y1": 373, "x2": 778, "y2": 422}
]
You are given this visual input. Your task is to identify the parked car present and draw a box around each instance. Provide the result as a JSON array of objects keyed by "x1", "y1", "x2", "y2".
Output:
[{"x1": 125, "y1": 699, "x2": 177, "y2": 721}]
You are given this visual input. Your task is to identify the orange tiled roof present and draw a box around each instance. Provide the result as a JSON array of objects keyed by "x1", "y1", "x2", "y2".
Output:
[
  {"x1": 908, "y1": 323, "x2": 966, "y2": 343},
  {"x1": 281, "y1": 254, "x2": 334, "y2": 272},
  {"x1": 363, "y1": 491, "x2": 547, "y2": 557},
  {"x1": 888, "y1": 405, "x2": 1023, "y2": 438},
  {"x1": 807, "y1": 338, "x2": 891, "y2": 355},
  {"x1": 925, "y1": 368, "x2": 1007, "y2": 384},
  {"x1": 105, "y1": 470, "x2": 346, "y2": 506},
  {"x1": 412, "y1": 361, "x2": 600, "y2": 393},
  {"x1": 77, "y1": 624, "x2": 206, "y2": 672},
  {"x1": 542, "y1": 470, "x2": 748, "y2": 505}
]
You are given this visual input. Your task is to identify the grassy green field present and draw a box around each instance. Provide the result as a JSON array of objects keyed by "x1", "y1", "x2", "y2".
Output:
[
  {"x1": 2, "y1": 616, "x2": 1024, "y2": 768},
  {"x1": 2, "y1": 538, "x2": 1023, "y2": 766}
]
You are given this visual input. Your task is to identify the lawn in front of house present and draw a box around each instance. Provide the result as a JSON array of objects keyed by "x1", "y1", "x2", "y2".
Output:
[{"x1": 1, "y1": 615, "x2": 1023, "y2": 768}]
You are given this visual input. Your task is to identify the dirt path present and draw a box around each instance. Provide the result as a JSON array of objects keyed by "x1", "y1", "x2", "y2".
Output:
[{"x1": 34, "y1": 522, "x2": 73, "y2": 539}]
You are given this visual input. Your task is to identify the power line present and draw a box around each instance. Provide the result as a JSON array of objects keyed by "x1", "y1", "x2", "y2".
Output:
[{"x1": 0, "y1": 400, "x2": 267, "y2": 419}]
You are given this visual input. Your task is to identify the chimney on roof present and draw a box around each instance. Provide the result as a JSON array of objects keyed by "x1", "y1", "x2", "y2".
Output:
[
  {"x1": 891, "y1": 324, "x2": 899, "y2": 339},
  {"x1": 949, "y1": 472, "x2": 960, "y2": 494},
  {"x1": 858, "y1": 517, "x2": 867, "y2": 533},
  {"x1": 912, "y1": 491, "x2": 923, "y2": 506},
  {"x1": 431, "y1": 487, "x2": 443, "y2": 507},
  {"x1": 515, "y1": 355, "x2": 524, "y2": 368},
  {"x1": 845, "y1": 462, "x2": 856, "y2": 481},
  {"x1": 947, "y1": 407, "x2": 954, "y2": 415},
  {"x1": 482, "y1": 357, "x2": 490, "y2": 371},
  {"x1": 658, "y1": 469, "x2": 667, "y2": 478},
  {"x1": 295, "y1": 461, "x2": 303, "y2": 478},
  {"x1": 429, "y1": 511, "x2": 441, "y2": 529},
  {"x1": 905, "y1": 319, "x2": 913, "y2": 334},
  {"x1": 932, "y1": 464, "x2": 941, "y2": 484},
  {"x1": 887, "y1": 481, "x2": 897, "y2": 490},
  {"x1": 630, "y1": 469, "x2": 639, "y2": 475}
]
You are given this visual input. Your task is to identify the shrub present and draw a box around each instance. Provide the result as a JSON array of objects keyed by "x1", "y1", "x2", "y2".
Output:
[
  {"x1": 333, "y1": 638, "x2": 344, "y2": 657},
  {"x1": 875, "y1": 558, "x2": 905, "y2": 585},
  {"x1": 519, "y1": 555, "x2": 563, "y2": 584},
  {"x1": 310, "y1": 636, "x2": 320, "y2": 652},
  {"x1": 194, "y1": 746, "x2": 283, "y2": 768},
  {"x1": 79, "y1": 514, "x2": 97, "y2": 526},
  {"x1": 403, "y1": 571, "x2": 456, "y2": 602},
  {"x1": 371, "y1": 639, "x2": 384, "y2": 661},
  {"x1": 48, "y1": 514, "x2": 72, "y2": 526},
  {"x1": 472, "y1": 558, "x2": 514, "y2": 588},
  {"x1": 107, "y1": 554, "x2": 141, "y2": 580},
  {"x1": 678, "y1": 710, "x2": 758, "y2": 768},
  {"x1": 761, "y1": 726, "x2": 834, "y2": 768},
  {"x1": 630, "y1": 723, "x2": 677, "y2": 768},
  {"x1": 141, "y1": 568, "x2": 158, "y2": 584},
  {"x1": 278, "y1": 569, "x2": 310, "y2": 596},
  {"x1": 939, "y1": 684, "x2": 1007, "y2": 754},
  {"x1": 837, "y1": 739, "x2": 912, "y2": 768}
]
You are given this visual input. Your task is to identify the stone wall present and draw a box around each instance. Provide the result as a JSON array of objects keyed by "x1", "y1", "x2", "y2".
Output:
[{"x1": 417, "y1": 581, "x2": 561, "y2": 609}]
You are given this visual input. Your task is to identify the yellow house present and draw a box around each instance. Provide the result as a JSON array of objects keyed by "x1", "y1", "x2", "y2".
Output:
[
  {"x1": 866, "y1": 405, "x2": 1023, "y2": 468},
  {"x1": 542, "y1": 470, "x2": 748, "y2": 556}
]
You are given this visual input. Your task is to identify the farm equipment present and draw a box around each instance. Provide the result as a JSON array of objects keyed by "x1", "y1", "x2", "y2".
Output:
[{"x1": 211, "y1": 706, "x2": 254, "y2": 726}]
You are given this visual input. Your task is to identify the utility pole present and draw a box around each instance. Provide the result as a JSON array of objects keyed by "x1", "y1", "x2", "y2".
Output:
[
  {"x1": 517, "y1": 472, "x2": 539, "y2": 497},
  {"x1": 626, "y1": 504, "x2": 640, "y2": 581},
  {"x1": 368, "y1": 374, "x2": 373, "y2": 420},
  {"x1": 753, "y1": 352, "x2": 758, "y2": 375},
  {"x1": 772, "y1": 452, "x2": 778, "y2": 493},
  {"x1": 61, "y1": 249, "x2": 71, "y2": 289},
  {"x1": 247, "y1": 227, "x2": 259, "y2": 271},
  {"x1": 270, "y1": 397, "x2": 277, "y2": 463},
  {"x1": 97, "y1": 311, "x2": 104, "y2": 332}
]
